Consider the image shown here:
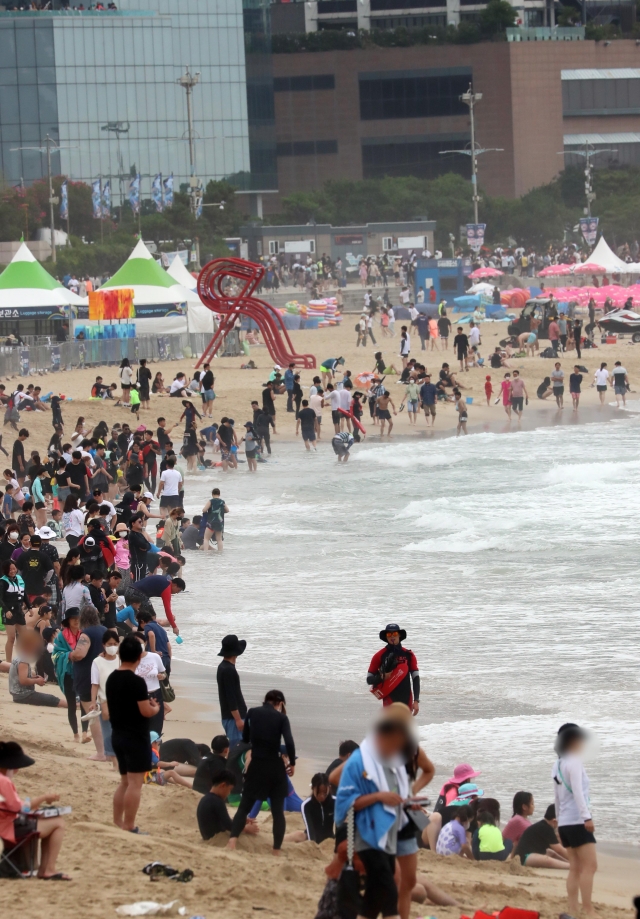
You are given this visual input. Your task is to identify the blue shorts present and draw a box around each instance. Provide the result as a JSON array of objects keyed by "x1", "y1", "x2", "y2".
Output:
[
  {"x1": 396, "y1": 835, "x2": 419, "y2": 856},
  {"x1": 407, "y1": 400, "x2": 419, "y2": 412},
  {"x1": 203, "y1": 389, "x2": 216, "y2": 402}
]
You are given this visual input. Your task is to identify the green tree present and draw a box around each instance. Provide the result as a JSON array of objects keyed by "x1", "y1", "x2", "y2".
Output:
[{"x1": 480, "y1": 0, "x2": 517, "y2": 35}]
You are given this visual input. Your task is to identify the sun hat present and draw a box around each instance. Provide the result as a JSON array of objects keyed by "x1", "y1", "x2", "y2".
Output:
[
  {"x1": 61, "y1": 606, "x2": 80, "y2": 625},
  {"x1": 150, "y1": 732, "x2": 161, "y2": 743},
  {"x1": 135, "y1": 425, "x2": 147, "y2": 432},
  {"x1": 114, "y1": 523, "x2": 128, "y2": 535},
  {"x1": 217, "y1": 634, "x2": 246, "y2": 657},
  {"x1": 379, "y1": 622, "x2": 407, "y2": 643},
  {"x1": 144, "y1": 491, "x2": 154, "y2": 501},
  {"x1": 0, "y1": 741, "x2": 35, "y2": 770},
  {"x1": 37, "y1": 526, "x2": 56, "y2": 540},
  {"x1": 450, "y1": 782, "x2": 484, "y2": 804},
  {"x1": 448, "y1": 763, "x2": 481, "y2": 785}
]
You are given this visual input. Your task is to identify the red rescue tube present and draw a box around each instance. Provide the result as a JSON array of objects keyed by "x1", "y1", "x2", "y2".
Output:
[{"x1": 338, "y1": 407, "x2": 366, "y2": 436}]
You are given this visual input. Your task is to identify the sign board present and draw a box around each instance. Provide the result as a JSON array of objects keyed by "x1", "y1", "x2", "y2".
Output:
[
  {"x1": 284, "y1": 240, "x2": 315, "y2": 254},
  {"x1": 398, "y1": 236, "x2": 425, "y2": 249},
  {"x1": 334, "y1": 234, "x2": 364, "y2": 246}
]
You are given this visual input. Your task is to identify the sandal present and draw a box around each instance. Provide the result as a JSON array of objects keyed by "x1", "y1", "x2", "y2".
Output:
[
  {"x1": 41, "y1": 873, "x2": 72, "y2": 881},
  {"x1": 128, "y1": 827, "x2": 149, "y2": 835}
]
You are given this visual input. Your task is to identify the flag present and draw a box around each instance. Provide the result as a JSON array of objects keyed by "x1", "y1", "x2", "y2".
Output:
[
  {"x1": 195, "y1": 181, "x2": 203, "y2": 219},
  {"x1": 128, "y1": 174, "x2": 141, "y2": 215},
  {"x1": 579, "y1": 217, "x2": 599, "y2": 247},
  {"x1": 151, "y1": 173, "x2": 163, "y2": 213},
  {"x1": 163, "y1": 173, "x2": 174, "y2": 208},
  {"x1": 102, "y1": 180, "x2": 111, "y2": 218},
  {"x1": 92, "y1": 179, "x2": 102, "y2": 219},
  {"x1": 60, "y1": 180, "x2": 68, "y2": 221}
]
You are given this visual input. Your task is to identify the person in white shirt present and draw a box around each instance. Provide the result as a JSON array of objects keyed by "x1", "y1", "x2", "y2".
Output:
[
  {"x1": 309, "y1": 390, "x2": 324, "y2": 438},
  {"x1": 366, "y1": 314, "x2": 376, "y2": 346},
  {"x1": 156, "y1": 458, "x2": 183, "y2": 518},
  {"x1": 416, "y1": 287, "x2": 425, "y2": 304},
  {"x1": 387, "y1": 307, "x2": 395, "y2": 337},
  {"x1": 399, "y1": 286, "x2": 410, "y2": 306},
  {"x1": 552, "y1": 723, "x2": 596, "y2": 918},
  {"x1": 468, "y1": 321, "x2": 481, "y2": 348},
  {"x1": 326, "y1": 384, "x2": 342, "y2": 434},
  {"x1": 338, "y1": 385, "x2": 352, "y2": 433},
  {"x1": 593, "y1": 363, "x2": 609, "y2": 404}
]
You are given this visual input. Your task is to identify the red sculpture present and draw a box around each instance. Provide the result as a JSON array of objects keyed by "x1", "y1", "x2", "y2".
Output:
[{"x1": 195, "y1": 257, "x2": 316, "y2": 369}]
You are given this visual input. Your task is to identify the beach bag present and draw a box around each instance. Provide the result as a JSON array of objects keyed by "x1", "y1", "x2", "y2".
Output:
[
  {"x1": 161, "y1": 677, "x2": 176, "y2": 703},
  {"x1": 337, "y1": 807, "x2": 361, "y2": 919},
  {"x1": 539, "y1": 347, "x2": 555, "y2": 359}
]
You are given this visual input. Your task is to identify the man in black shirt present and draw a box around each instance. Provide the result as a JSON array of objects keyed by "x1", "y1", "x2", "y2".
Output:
[
  {"x1": 216, "y1": 634, "x2": 247, "y2": 747},
  {"x1": 16, "y1": 533, "x2": 53, "y2": 602},
  {"x1": 106, "y1": 634, "x2": 159, "y2": 831},
  {"x1": 514, "y1": 804, "x2": 569, "y2": 868},
  {"x1": 12, "y1": 428, "x2": 29, "y2": 483},
  {"x1": 298, "y1": 400, "x2": 317, "y2": 452},
  {"x1": 216, "y1": 419, "x2": 234, "y2": 472},
  {"x1": 156, "y1": 418, "x2": 174, "y2": 458},
  {"x1": 66, "y1": 450, "x2": 90, "y2": 502},
  {"x1": 197, "y1": 769, "x2": 259, "y2": 841},
  {"x1": 261, "y1": 382, "x2": 277, "y2": 430},
  {"x1": 193, "y1": 735, "x2": 230, "y2": 795},
  {"x1": 102, "y1": 571, "x2": 122, "y2": 629},
  {"x1": 453, "y1": 327, "x2": 469, "y2": 373},
  {"x1": 88, "y1": 571, "x2": 108, "y2": 621},
  {"x1": 117, "y1": 424, "x2": 132, "y2": 458},
  {"x1": 128, "y1": 514, "x2": 150, "y2": 581}
]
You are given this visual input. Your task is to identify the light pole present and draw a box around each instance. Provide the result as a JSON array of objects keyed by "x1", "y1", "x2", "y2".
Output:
[
  {"x1": 101, "y1": 121, "x2": 130, "y2": 205},
  {"x1": 11, "y1": 134, "x2": 74, "y2": 263},
  {"x1": 177, "y1": 67, "x2": 201, "y2": 216},
  {"x1": 558, "y1": 143, "x2": 617, "y2": 216},
  {"x1": 439, "y1": 85, "x2": 503, "y2": 225}
]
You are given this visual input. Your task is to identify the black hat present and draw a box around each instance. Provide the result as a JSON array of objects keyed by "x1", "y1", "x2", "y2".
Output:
[
  {"x1": 0, "y1": 741, "x2": 35, "y2": 770},
  {"x1": 61, "y1": 606, "x2": 80, "y2": 626},
  {"x1": 218, "y1": 634, "x2": 247, "y2": 657},
  {"x1": 379, "y1": 623, "x2": 407, "y2": 643}
]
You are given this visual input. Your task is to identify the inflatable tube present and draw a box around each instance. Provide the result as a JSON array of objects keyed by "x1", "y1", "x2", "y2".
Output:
[
  {"x1": 338, "y1": 406, "x2": 366, "y2": 436},
  {"x1": 370, "y1": 662, "x2": 408, "y2": 700}
]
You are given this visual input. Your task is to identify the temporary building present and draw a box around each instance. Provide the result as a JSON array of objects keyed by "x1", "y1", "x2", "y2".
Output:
[
  {"x1": 0, "y1": 242, "x2": 84, "y2": 317},
  {"x1": 99, "y1": 239, "x2": 195, "y2": 334},
  {"x1": 588, "y1": 237, "x2": 631, "y2": 274},
  {"x1": 166, "y1": 254, "x2": 214, "y2": 333}
]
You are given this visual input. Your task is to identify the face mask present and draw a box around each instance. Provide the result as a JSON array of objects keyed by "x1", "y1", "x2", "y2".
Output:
[
  {"x1": 8, "y1": 533, "x2": 18, "y2": 542},
  {"x1": 46, "y1": 643, "x2": 54, "y2": 654},
  {"x1": 105, "y1": 645, "x2": 118, "y2": 657}
]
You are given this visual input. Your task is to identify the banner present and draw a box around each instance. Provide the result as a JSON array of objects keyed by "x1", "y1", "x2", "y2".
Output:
[
  {"x1": 20, "y1": 348, "x2": 29, "y2": 377},
  {"x1": 466, "y1": 223, "x2": 486, "y2": 252},
  {"x1": 60, "y1": 181, "x2": 68, "y2": 221},
  {"x1": 128, "y1": 174, "x2": 141, "y2": 215},
  {"x1": 195, "y1": 181, "x2": 203, "y2": 219},
  {"x1": 163, "y1": 173, "x2": 174, "y2": 208},
  {"x1": 102, "y1": 180, "x2": 111, "y2": 218},
  {"x1": 88, "y1": 289, "x2": 135, "y2": 320},
  {"x1": 50, "y1": 345, "x2": 61, "y2": 373},
  {"x1": 91, "y1": 179, "x2": 102, "y2": 219},
  {"x1": 579, "y1": 217, "x2": 598, "y2": 247},
  {"x1": 151, "y1": 173, "x2": 163, "y2": 213}
]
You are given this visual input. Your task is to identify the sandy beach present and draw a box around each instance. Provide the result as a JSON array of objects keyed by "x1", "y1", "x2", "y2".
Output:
[{"x1": 0, "y1": 315, "x2": 638, "y2": 917}]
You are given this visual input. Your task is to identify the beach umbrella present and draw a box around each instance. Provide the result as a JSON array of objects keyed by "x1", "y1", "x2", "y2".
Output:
[
  {"x1": 468, "y1": 267, "x2": 504, "y2": 279},
  {"x1": 572, "y1": 262, "x2": 607, "y2": 275}
]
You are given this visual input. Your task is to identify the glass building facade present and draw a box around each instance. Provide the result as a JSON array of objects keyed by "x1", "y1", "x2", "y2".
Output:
[{"x1": 0, "y1": 0, "x2": 254, "y2": 199}]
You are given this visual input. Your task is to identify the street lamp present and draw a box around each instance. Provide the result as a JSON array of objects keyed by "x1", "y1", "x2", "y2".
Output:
[
  {"x1": 177, "y1": 67, "x2": 201, "y2": 216},
  {"x1": 558, "y1": 143, "x2": 618, "y2": 216},
  {"x1": 101, "y1": 121, "x2": 130, "y2": 204},
  {"x1": 439, "y1": 85, "x2": 503, "y2": 224}
]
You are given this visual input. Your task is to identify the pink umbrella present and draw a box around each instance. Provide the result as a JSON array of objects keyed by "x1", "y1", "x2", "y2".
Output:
[
  {"x1": 539, "y1": 264, "x2": 573, "y2": 277},
  {"x1": 469, "y1": 266, "x2": 504, "y2": 279},
  {"x1": 572, "y1": 263, "x2": 607, "y2": 275}
]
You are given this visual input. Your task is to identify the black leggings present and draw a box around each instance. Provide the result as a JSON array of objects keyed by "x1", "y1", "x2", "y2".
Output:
[
  {"x1": 63, "y1": 674, "x2": 85, "y2": 735},
  {"x1": 230, "y1": 789, "x2": 286, "y2": 849},
  {"x1": 358, "y1": 849, "x2": 397, "y2": 918}
]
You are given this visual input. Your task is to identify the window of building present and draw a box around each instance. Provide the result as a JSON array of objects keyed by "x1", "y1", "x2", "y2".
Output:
[
  {"x1": 268, "y1": 240, "x2": 279, "y2": 255},
  {"x1": 273, "y1": 74, "x2": 335, "y2": 92},
  {"x1": 382, "y1": 236, "x2": 394, "y2": 251},
  {"x1": 371, "y1": 14, "x2": 447, "y2": 27},
  {"x1": 359, "y1": 71, "x2": 471, "y2": 120},
  {"x1": 362, "y1": 138, "x2": 471, "y2": 180},
  {"x1": 277, "y1": 140, "x2": 338, "y2": 156},
  {"x1": 371, "y1": 0, "x2": 444, "y2": 8},
  {"x1": 562, "y1": 77, "x2": 640, "y2": 116},
  {"x1": 317, "y1": 0, "x2": 357, "y2": 12}
]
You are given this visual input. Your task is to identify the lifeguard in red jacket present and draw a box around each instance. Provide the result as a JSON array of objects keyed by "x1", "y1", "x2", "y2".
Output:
[{"x1": 367, "y1": 623, "x2": 420, "y2": 715}]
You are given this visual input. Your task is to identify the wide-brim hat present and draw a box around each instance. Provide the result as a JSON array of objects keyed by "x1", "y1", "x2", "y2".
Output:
[
  {"x1": 379, "y1": 623, "x2": 407, "y2": 643},
  {"x1": 218, "y1": 634, "x2": 247, "y2": 657},
  {"x1": 61, "y1": 606, "x2": 80, "y2": 625},
  {"x1": 448, "y1": 763, "x2": 481, "y2": 785},
  {"x1": 37, "y1": 526, "x2": 56, "y2": 540},
  {"x1": 0, "y1": 741, "x2": 35, "y2": 770}
]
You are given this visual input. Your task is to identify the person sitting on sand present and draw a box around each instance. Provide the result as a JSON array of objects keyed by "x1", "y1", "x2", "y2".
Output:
[
  {"x1": 423, "y1": 762, "x2": 481, "y2": 851},
  {"x1": 0, "y1": 741, "x2": 71, "y2": 879},
  {"x1": 9, "y1": 628, "x2": 67, "y2": 712},
  {"x1": 513, "y1": 803, "x2": 569, "y2": 868},
  {"x1": 490, "y1": 347, "x2": 511, "y2": 370},
  {"x1": 197, "y1": 768, "x2": 260, "y2": 841},
  {"x1": 503, "y1": 790, "x2": 534, "y2": 849},
  {"x1": 284, "y1": 773, "x2": 335, "y2": 844},
  {"x1": 472, "y1": 810, "x2": 512, "y2": 861},
  {"x1": 435, "y1": 804, "x2": 473, "y2": 858},
  {"x1": 193, "y1": 735, "x2": 231, "y2": 795}
]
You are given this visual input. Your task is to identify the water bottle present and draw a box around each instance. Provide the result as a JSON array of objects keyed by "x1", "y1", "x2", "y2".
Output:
[{"x1": 21, "y1": 797, "x2": 31, "y2": 813}]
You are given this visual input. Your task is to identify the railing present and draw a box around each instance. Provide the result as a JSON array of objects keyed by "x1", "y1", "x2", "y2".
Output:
[
  {"x1": 0, "y1": 332, "x2": 219, "y2": 378},
  {"x1": 507, "y1": 26, "x2": 585, "y2": 40}
]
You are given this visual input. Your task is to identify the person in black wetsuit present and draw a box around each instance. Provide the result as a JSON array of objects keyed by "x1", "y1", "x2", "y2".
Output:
[
  {"x1": 228, "y1": 689, "x2": 295, "y2": 854},
  {"x1": 284, "y1": 772, "x2": 335, "y2": 843},
  {"x1": 366, "y1": 623, "x2": 420, "y2": 715}
]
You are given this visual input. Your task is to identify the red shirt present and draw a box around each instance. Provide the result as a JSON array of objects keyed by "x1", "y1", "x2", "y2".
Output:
[
  {"x1": 0, "y1": 773, "x2": 23, "y2": 843},
  {"x1": 368, "y1": 645, "x2": 418, "y2": 707}
]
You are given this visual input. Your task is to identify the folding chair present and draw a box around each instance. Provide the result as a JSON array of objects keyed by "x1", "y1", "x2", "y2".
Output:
[{"x1": 0, "y1": 825, "x2": 40, "y2": 879}]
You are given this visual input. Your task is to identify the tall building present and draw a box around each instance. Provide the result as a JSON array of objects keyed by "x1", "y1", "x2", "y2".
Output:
[{"x1": 0, "y1": 0, "x2": 254, "y2": 199}]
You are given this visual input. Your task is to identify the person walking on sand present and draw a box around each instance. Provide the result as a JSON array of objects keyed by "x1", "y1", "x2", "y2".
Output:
[
  {"x1": 399, "y1": 326, "x2": 410, "y2": 368},
  {"x1": 366, "y1": 623, "x2": 420, "y2": 715},
  {"x1": 569, "y1": 366, "x2": 583, "y2": 412},
  {"x1": 501, "y1": 373, "x2": 512, "y2": 419},
  {"x1": 510, "y1": 369, "x2": 528, "y2": 421},
  {"x1": 552, "y1": 723, "x2": 597, "y2": 919},
  {"x1": 216, "y1": 634, "x2": 247, "y2": 747},
  {"x1": 227, "y1": 689, "x2": 296, "y2": 856},
  {"x1": 455, "y1": 391, "x2": 468, "y2": 436},
  {"x1": 106, "y1": 634, "x2": 159, "y2": 834},
  {"x1": 594, "y1": 363, "x2": 609, "y2": 405},
  {"x1": 201, "y1": 488, "x2": 228, "y2": 553},
  {"x1": 551, "y1": 362, "x2": 565, "y2": 409},
  {"x1": 375, "y1": 389, "x2": 397, "y2": 437},
  {"x1": 453, "y1": 326, "x2": 469, "y2": 372},
  {"x1": 612, "y1": 361, "x2": 629, "y2": 407}
]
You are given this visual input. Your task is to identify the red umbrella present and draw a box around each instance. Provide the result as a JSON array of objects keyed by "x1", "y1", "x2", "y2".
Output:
[
  {"x1": 469, "y1": 266, "x2": 504, "y2": 279},
  {"x1": 572, "y1": 263, "x2": 607, "y2": 275}
]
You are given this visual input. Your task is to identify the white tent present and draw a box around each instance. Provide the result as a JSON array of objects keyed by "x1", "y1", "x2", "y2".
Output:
[
  {"x1": 589, "y1": 237, "x2": 633, "y2": 273},
  {"x1": 0, "y1": 242, "x2": 85, "y2": 313},
  {"x1": 166, "y1": 254, "x2": 214, "y2": 333}
]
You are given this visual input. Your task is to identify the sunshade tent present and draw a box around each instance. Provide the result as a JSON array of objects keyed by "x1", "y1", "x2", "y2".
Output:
[
  {"x1": 166, "y1": 254, "x2": 214, "y2": 333},
  {"x1": 99, "y1": 239, "x2": 194, "y2": 333},
  {"x1": 0, "y1": 242, "x2": 84, "y2": 313}
]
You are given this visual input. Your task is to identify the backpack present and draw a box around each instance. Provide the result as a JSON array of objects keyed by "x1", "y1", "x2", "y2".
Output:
[{"x1": 539, "y1": 347, "x2": 555, "y2": 359}]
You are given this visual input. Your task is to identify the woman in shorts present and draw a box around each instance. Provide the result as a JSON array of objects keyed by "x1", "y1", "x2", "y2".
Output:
[
  {"x1": 552, "y1": 723, "x2": 597, "y2": 918},
  {"x1": 118, "y1": 358, "x2": 133, "y2": 406},
  {"x1": 593, "y1": 363, "x2": 609, "y2": 404},
  {"x1": 0, "y1": 559, "x2": 25, "y2": 661}
]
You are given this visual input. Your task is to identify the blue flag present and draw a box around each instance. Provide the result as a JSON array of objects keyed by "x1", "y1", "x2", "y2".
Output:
[
  {"x1": 60, "y1": 180, "x2": 68, "y2": 221},
  {"x1": 91, "y1": 179, "x2": 101, "y2": 219},
  {"x1": 195, "y1": 181, "x2": 203, "y2": 219},
  {"x1": 163, "y1": 173, "x2": 174, "y2": 208},
  {"x1": 151, "y1": 173, "x2": 163, "y2": 213},
  {"x1": 128, "y1": 174, "x2": 141, "y2": 215},
  {"x1": 102, "y1": 180, "x2": 111, "y2": 218}
]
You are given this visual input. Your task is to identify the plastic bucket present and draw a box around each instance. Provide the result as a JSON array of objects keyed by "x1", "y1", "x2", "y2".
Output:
[{"x1": 466, "y1": 397, "x2": 473, "y2": 404}]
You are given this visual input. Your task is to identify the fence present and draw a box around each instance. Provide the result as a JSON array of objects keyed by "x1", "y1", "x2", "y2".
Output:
[{"x1": 0, "y1": 331, "x2": 230, "y2": 378}]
